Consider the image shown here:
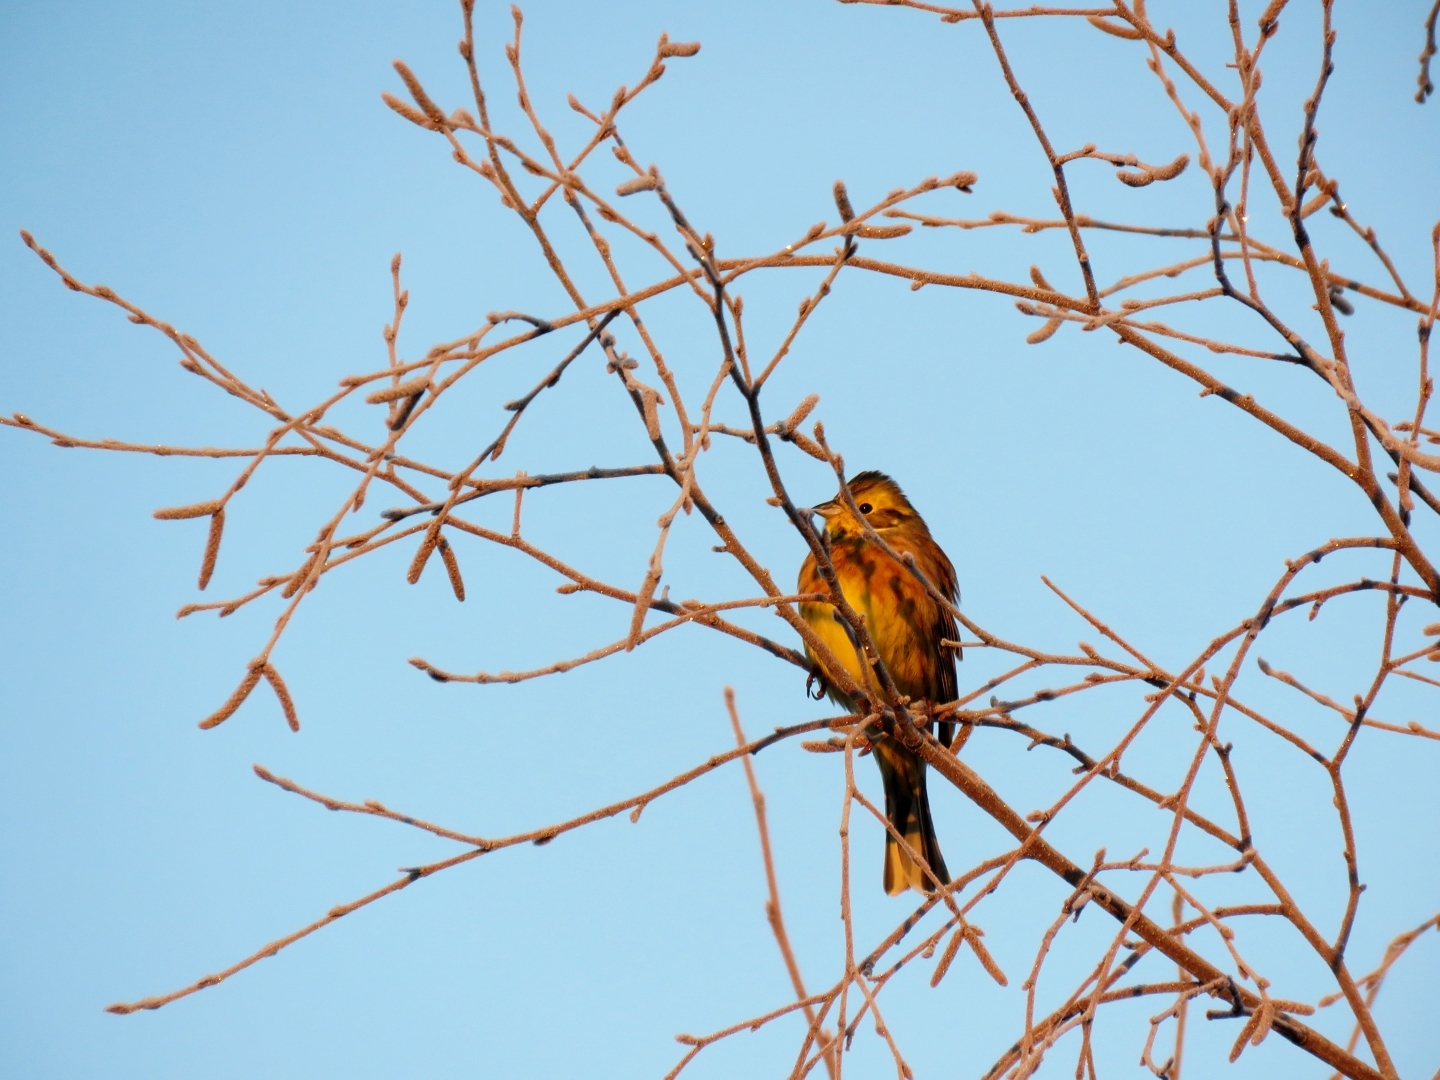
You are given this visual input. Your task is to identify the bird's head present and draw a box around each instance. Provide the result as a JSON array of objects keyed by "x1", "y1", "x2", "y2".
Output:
[{"x1": 811, "y1": 471, "x2": 925, "y2": 540}]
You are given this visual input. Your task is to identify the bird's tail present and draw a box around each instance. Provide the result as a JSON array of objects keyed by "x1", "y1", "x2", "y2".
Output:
[{"x1": 874, "y1": 741, "x2": 949, "y2": 896}]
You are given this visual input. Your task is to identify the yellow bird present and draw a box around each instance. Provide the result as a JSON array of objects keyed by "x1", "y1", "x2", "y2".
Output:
[{"x1": 797, "y1": 471, "x2": 959, "y2": 895}]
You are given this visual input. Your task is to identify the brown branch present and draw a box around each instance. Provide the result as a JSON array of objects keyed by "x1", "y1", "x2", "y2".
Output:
[
  {"x1": 974, "y1": 1, "x2": 1100, "y2": 310},
  {"x1": 910, "y1": 733, "x2": 1387, "y2": 1080},
  {"x1": 12, "y1": 6, "x2": 1434, "y2": 1076},
  {"x1": 1418, "y1": 0, "x2": 1439, "y2": 103},
  {"x1": 106, "y1": 718, "x2": 831, "y2": 1014},
  {"x1": 726, "y1": 689, "x2": 838, "y2": 1079}
]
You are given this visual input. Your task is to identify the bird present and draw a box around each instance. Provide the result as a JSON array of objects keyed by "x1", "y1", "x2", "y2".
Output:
[{"x1": 797, "y1": 471, "x2": 960, "y2": 896}]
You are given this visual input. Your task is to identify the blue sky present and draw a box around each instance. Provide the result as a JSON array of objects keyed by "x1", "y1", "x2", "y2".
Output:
[{"x1": 2, "y1": 2, "x2": 1438, "y2": 1077}]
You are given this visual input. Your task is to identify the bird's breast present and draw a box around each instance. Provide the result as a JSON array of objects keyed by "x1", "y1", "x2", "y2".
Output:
[{"x1": 799, "y1": 539, "x2": 939, "y2": 702}]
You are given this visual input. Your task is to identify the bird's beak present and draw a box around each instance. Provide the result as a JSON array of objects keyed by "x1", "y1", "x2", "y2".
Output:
[{"x1": 812, "y1": 499, "x2": 841, "y2": 520}]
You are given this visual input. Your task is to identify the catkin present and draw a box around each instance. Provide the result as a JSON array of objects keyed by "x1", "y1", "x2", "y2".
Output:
[
  {"x1": 392, "y1": 60, "x2": 445, "y2": 121},
  {"x1": 198, "y1": 508, "x2": 224, "y2": 590},
  {"x1": 281, "y1": 549, "x2": 321, "y2": 599},
  {"x1": 780, "y1": 394, "x2": 821, "y2": 434},
  {"x1": 1086, "y1": 15, "x2": 1143, "y2": 39},
  {"x1": 408, "y1": 524, "x2": 442, "y2": 584},
  {"x1": 198, "y1": 667, "x2": 263, "y2": 729},
  {"x1": 438, "y1": 537, "x2": 466, "y2": 601},
  {"x1": 154, "y1": 499, "x2": 223, "y2": 520},
  {"x1": 261, "y1": 664, "x2": 300, "y2": 732},
  {"x1": 657, "y1": 36, "x2": 700, "y2": 58},
  {"x1": 616, "y1": 176, "x2": 658, "y2": 196},
  {"x1": 1026, "y1": 318, "x2": 1064, "y2": 345},
  {"x1": 966, "y1": 927, "x2": 1008, "y2": 986},
  {"x1": 929, "y1": 926, "x2": 966, "y2": 988},
  {"x1": 365, "y1": 375, "x2": 429, "y2": 404},
  {"x1": 381, "y1": 92, "x2": 437, "y2": 130},
  {"x1": 390, "y1": 392, "x2": 423, "y2": 431},
  {"x1": 854, "y1": 224, "x2": 911, "y2": 240}
]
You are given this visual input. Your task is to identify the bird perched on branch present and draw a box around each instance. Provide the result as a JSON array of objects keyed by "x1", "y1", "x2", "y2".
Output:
[{"x1": 798, "y1": 471, "x2": 960, "y2": 896}]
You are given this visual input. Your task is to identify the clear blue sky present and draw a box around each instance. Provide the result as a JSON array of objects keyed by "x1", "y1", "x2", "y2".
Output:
[{"x1": 2, "y1": 2, "x2": 1437, "y2": 1077}]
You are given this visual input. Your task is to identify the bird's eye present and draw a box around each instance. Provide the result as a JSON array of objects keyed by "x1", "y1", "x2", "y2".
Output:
[{"x1": 858, "y1": 502, "x2": 873, "y2": 514}]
